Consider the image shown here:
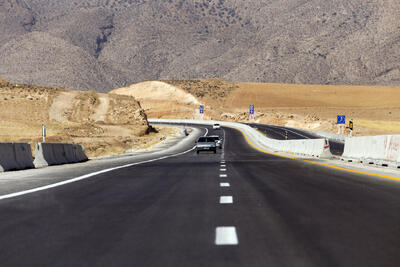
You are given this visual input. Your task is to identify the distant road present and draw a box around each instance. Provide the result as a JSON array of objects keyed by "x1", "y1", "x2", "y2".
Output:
[
  {"x1": 247, "y1": 123, "x2": 345, "y2": 156},
  {"x1": 0, "y1": 125, "x2": 398, "y2": 266}
]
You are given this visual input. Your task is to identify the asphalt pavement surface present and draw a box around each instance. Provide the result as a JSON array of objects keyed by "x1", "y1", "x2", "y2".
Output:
[
  {"x1": 248, "y1": 123, "x2": 345, "y2": 156},
  {"x1": 0, "y1": 126, "x2": 399, "y2": 266}
]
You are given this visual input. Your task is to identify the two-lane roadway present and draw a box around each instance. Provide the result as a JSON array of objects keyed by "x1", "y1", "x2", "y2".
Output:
[{"x1": 0, "y1": 126, "x2": 398, "y2": 266}]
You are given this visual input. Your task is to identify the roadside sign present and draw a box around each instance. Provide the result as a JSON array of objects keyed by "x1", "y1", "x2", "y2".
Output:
[
  {"x1": 42, "y1": 125, "x2": 46, "y2": 143},
  {"x1": 200, "y1": 105, "x2": 204, "y2": 114},
  {"x1": 337, "y1": 115, "x2": 346, "y2": 124},
  {"x1": 249, "y1": 105, "x2": 255, "y2": 115},
  {"x1": 349, "y1": 119, "x2": 354, "y2": 136}
]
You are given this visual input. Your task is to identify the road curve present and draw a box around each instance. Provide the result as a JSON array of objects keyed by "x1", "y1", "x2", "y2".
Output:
[
  {"x1": 0, "y1": 126, "x2": 398, "y2": 266},
  {"x1": 248, "y1": 123, "x2": 345, "y2": 156}
]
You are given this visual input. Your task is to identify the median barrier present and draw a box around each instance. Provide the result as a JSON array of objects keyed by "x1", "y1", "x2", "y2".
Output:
[
  {"x1": 14, "y1": 143, "x2": 35, "y2": 170},
  {"x1": 64, "y1": 144, "x2": 77, "y2": 163},
  {"x1": 74, "y1": 144, "x2": 88, "y2": 162},
  {"x1": 34, "y1": 143, "x2": 88, "y2": 168},
  {"x1": 0, "y1": 143, "x2": 34, "y2": 172},
  {"x1": 342, "y1": 135, "x2": 400, "y2": 168},
  {"x1": 398, "y1": 145, "x2": 400, "y2": 168},
  {"x1": 149, "y1": 119, "x2": 332, "y2": 158},
  {"x1": 316, "y1": 130, "x2": 347, "y2": 142}
]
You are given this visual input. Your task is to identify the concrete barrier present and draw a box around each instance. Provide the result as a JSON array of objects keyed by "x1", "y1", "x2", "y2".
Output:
[
  {"x1": 398, "y1": 145, "x2": 400, "y2": 167},
  {"x1": 149, "y1": 119, "x2": 332, "y2": 158},
  {"x1": 34, "y1": 143, "x2": 88, "y2": 168},
  {"x1": 0, "y1": 143, "x2": 34, "y2": 172},
  {"x1": 342, "y1": 135, "x2": 400, "y2": 168},
  {"x1": 316, "y1": 130, "x2": 347, "y2": 142},
  {"x1": 74, "y1": 144, "x2": 89, "y2": 162}
]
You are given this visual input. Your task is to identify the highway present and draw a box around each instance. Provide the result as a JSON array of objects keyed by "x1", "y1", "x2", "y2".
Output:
[
  {"x1": 0, "y1": 125, "x2": 399, "y2": 266},
  {"x1": 248, "y1": 123, "x2": 345, "y2": 156}
]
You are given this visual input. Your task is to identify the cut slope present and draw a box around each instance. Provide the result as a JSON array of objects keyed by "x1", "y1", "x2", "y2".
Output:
[
  {"x1": 0, "y1": 77, "x2": 173, "y2": 157},
  {"x1": 110, "y1": 81, "x2": 203, "y2": 119},
  {"x1": 111, "y1": 81, "x2": 200, "y2": 105}
]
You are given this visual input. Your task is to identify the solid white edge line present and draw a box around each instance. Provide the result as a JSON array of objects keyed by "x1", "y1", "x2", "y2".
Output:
[
  {"x1": 215, "y1": 227, "x2": 238, "y2": 245},
  {"x1": 219, "y1": 196, "x2": 233, "y2": 204},
  {"x1": 220, "y1": 183, "x2": 230, "y2": 187},
  {"x1": 0, "y1": 126, "x2": 211, "y2": 201}
]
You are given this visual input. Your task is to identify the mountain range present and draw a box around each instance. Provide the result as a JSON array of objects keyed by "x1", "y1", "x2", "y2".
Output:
[{"x1": 0, "y1": 0, "x2": 399, "y2": 92}]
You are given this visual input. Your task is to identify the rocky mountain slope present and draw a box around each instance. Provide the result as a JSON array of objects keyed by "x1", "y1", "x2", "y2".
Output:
[{"x1": 0, "y1": 0, "x2": 399, "y2": 91}]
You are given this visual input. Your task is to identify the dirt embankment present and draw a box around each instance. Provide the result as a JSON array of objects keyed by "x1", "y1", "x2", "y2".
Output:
[
  {"x1": 0, "y1": 78, "x2": 178, "y2": 157},
  {"x1": 112, "y1": 78, "x2": 400, "y2": 136},
  {"x1": 110, "y1": 81, "x2": 200, "y2": 119},
  {"x1": 111, "y1": 79, "x2": 239, "y2": 120}
]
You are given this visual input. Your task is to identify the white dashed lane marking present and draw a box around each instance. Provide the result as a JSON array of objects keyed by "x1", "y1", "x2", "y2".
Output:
[
  {"x1": 214, "y1": 129, "x2": 238, "y2": 246},
  {"x1": 219, "y1": 196, "x2": 233, "y2": 204},
  {"x1": 215, "y1": 227, "x2": 238, "y2": 245}
]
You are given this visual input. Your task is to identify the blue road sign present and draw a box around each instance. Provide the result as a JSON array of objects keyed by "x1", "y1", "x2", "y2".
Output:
[
  {"x1": 337, "y1": 115, "x2": 346, "y2": 124},
  {"x1": 200, "y1": 105, "x2": 204, "y2": 114},
  {"x1": 249, "y1": 105, "x2": 255, "y2": 115}
]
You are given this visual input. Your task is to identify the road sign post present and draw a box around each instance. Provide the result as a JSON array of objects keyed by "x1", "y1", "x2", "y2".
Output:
[
  {"x1": 337, "y1": 115, "x2": 346, "y2": 135},
  {"x1": 349, "y1": 119, "x2": 353, "y2": 136},
  {"x1": 199, "y1": 105, "x2": 204, "y2": 120},
  {"x1": 42, "y1": 125, "x2": 46, "y2": 143},
  {"x1": 249, "y1": 105, "x2": 255, "y2": 121}
]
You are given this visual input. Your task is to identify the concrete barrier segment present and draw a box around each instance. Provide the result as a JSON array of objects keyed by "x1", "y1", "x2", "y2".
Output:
[
  {"x1": 13, "y1": 143, "x2": 35, "y2": 170},
  {"x1": 342, "y1": 135, "x2": 400, "y2": 168},
  {"x1": 73, "y1": 144, "x2": 88, "y2": 162},
  {"x1": 0, "y1": 143, "x2": 34, "y2": 172},
  {"x1": 34, "y1": 143, "x2": 88, "y2": 168}
]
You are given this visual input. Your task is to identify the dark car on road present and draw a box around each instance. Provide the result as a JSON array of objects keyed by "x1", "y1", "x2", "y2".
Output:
[{"x1": 196, "y1": 137, "x2": 217, "y2": 154}]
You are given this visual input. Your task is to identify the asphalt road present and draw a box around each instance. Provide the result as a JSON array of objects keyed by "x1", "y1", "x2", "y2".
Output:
[
  {"x1": 0, "y1": 126, "x2": 399, "y2": 266},
  {"x1": 248, "y1": 123, "x2": 345, "y2": 156}
]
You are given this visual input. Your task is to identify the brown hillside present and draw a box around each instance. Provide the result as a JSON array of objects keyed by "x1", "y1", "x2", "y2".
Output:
[
  {"x1": 0, "y1": 78, "x2": 176, "y2": 157},
  {"x1": 114, "y1": 79, "x2": 400, "y2": 136},
  {"x1": 0, "y1": 0, "x2": 399, "y2": 91}
]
